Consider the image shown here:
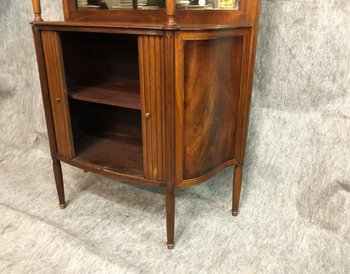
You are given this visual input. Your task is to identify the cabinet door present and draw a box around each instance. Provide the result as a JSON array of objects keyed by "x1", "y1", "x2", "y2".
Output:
[
  {"x1": 175, "y1": 29, "x2": 251, "y2": 187},
  {"x1": 138, "y1": 35, "x2": 165, "y2": 182},
  {"x1": 41, "y1": 31, "x2": 74, "y2": 159}
]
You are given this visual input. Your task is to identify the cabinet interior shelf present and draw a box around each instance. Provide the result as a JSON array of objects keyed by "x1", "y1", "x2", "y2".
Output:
[
  {"x1": 75, "y1": 133, "x2": 143, "y2": 178},
  {"x1": 69, "y1": 80, "x2": 141, "y2": 110}
]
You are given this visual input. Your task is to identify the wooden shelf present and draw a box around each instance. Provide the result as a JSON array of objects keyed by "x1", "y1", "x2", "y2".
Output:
[
  {"x1": 69, "y1": 80, "x2": 141, "y2": 110},
  {"x1": 75, "y1": 134, "x2": 143, "y2": 178}
]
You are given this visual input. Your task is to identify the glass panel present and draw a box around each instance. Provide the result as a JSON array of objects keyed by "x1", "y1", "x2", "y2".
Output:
[
  {"x1": 77, "y1": 0, "x2": 165, "y2": 10},
  {"x1": 176, "y1": 0, "x2": 238, "y2": 10}
]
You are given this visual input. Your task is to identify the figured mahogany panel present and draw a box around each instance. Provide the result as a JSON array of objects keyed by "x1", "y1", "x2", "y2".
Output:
[
  {"x1": 138, "y1": 35, "x2": 165, "y2": 182},
  {"x1": 41, "y1": 31, "x2": 75, "y2": 159},
  {"x1": 183, "y1": 37, "x2": 243, "y2": 179},
  {"x1": 175, "y1": 30, "x2": 249, "y2": 184}
]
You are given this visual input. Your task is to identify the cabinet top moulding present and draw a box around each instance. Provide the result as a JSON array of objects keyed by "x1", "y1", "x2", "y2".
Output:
[
  {"x1": 31, "y1": 20, "x2": 252, "y2": 33},
  {"x1": 31, "y1": 21, "x2": 164, "y2": 36}
]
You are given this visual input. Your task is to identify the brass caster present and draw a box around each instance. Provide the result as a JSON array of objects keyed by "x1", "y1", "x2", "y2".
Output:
[
  {"x1": 232, "y1": 211, "x2": 238, "y2": 217},
  {"x1": 167, "y1": 243, "x2": 174, "y2": 250},
  {"x1": 59, "y1": 203, "x2": 66, "y2": 209}
]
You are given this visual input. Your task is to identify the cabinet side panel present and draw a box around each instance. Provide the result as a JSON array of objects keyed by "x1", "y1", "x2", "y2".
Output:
[
  {"x1": 182, "y1": 36, "x2": 243, "y2": 180},
  {"x1": 42, "y1": 31, "x2": 75, "y2": 159},
  {"x1": 139, "y1": 35, "x2": 164, "y2": 182}
]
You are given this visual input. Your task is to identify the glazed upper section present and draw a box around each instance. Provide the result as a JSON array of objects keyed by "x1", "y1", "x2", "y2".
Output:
[
  {"x1": 32, "y1": 0, "x2": 259, "y2": 31},
  {"x1": 76, "y1": 0, "x2": 238, "y2": 10}
]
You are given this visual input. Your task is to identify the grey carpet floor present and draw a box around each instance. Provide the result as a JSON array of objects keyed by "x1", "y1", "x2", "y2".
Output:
[{"x1": 1, "y1": 0, "x2": 350, "y2": 273}]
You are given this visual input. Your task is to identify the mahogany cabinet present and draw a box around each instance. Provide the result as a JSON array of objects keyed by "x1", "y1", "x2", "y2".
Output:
[{"x1": 31, "y1": 0, "x2": 261, "y2": 248}]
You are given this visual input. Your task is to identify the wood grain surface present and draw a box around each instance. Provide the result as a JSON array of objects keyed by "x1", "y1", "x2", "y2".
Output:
[
  {"x1": 42, "y1": 31, "x2": 75, "y2": 159},
  {"x1": 182, "y1": 36, "x2": 243, "y2": 179},
  {"x1": 139, "y1": 35, "x2": 165, "y2": 182},
  {"x1": 174, "y1": 29, "x2": 250, "y2": 187}
]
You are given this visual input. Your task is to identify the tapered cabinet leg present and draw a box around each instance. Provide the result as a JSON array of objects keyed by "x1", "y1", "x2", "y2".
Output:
[
  {"x1": 52, "y1": 159, "x2": 66, "y2": 209},
  {"x1": 166, "y1": 191, "x2": 175, "y2": 249},
  {"x1": 232, "y1": 165, "x2": 243, "y2": 216}
]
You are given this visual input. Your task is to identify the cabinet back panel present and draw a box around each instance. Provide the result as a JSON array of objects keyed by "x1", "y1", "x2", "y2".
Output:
[{"x1": 60, "y1": 32, "x2": 139, "y2": 87}]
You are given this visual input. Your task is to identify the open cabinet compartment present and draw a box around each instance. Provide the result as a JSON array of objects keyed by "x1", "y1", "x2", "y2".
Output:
[
  {"x1": 60, "y1": 32, "x2": 144, "y2": 178},
  {"x1": 61, "y1": 32, "x2": 141, "y2": 109}
]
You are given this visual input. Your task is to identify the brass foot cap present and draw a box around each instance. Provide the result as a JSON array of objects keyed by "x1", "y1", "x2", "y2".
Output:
[
  {"x1": 59, "y1": 203, "x2": 66, "y2": 209},
  {"x1": 167, "y1": 243, "x2": 174, "y2": 250},
  {"x1": 232, "y1": 211, "x2": 238, "y2": 217}
]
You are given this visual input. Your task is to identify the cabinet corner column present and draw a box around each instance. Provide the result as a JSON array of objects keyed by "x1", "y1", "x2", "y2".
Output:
[
  {"x1": 53, "y1": 159, "x2": 66, "y2": 209},
  {"x1": 165, "y1": 0, "x2": 178, "y2": 29},
  {"x1": 32, "y1": 0, "x2": 43, "y2": 22},
  {"x1": 232, "y1": 165, "x2": 243, "y2": 216},
  {"x1": 163, "y1": 31, "x2": 176, "y2": 249},
  {"x1": 32, "y1": 28, "x2": 66, "y2": 209}
]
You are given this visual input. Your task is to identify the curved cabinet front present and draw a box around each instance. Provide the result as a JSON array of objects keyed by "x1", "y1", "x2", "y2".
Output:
[{"x1": 175, "y1": 28, "x2": 252, "y2": 188}]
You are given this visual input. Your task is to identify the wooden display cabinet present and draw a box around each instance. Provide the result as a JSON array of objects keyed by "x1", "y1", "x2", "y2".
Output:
[{"x1": 31, "y1": 0, "x2": 261, "y2": 248}]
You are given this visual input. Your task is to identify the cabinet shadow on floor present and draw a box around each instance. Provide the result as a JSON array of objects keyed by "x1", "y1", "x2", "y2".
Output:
[{"x1": 62, "y1": 164, "x2": 238, "y2": 240}]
